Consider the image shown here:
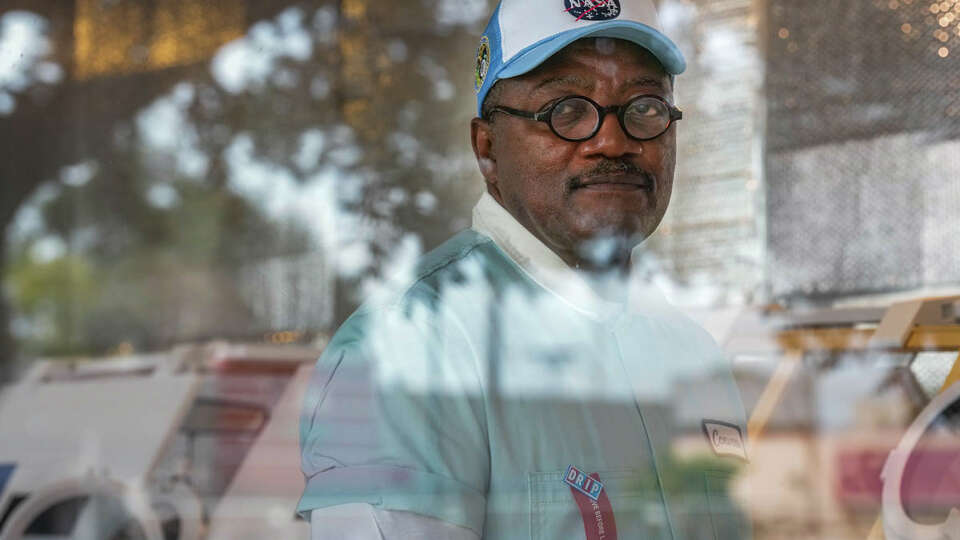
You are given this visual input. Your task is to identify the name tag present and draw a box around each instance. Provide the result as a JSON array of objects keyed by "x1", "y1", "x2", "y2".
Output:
[
  {"x1": 563, "y1": 464, "x2": 604, "y2": 501},
  {"x1": 702, "y1": 420, "x2": 748, "y2": 461}
]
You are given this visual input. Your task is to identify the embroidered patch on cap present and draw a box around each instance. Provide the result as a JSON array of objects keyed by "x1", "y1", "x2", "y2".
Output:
[
  {"x1": 475, "y1": 35, "x2": 491, "y2": 93},
  {"x1": 563, "y1": 0, "x2": 621, "y2": 22},
  {"x1": 702, "y1": 420, "x2": 748, "y2": 461},
  {"x1": 563, "y1": 464, "x2": 605, "y2": 500}
]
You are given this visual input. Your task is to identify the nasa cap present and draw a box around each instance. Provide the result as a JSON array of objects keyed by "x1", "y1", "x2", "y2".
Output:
[{"x1": 474, "y1": 0, "x2": 686, "y2": 116}]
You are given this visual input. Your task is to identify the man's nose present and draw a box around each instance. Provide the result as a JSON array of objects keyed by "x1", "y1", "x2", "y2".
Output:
[{"x1": 580, "y1": 112, "x2": 635, "y2": 158}]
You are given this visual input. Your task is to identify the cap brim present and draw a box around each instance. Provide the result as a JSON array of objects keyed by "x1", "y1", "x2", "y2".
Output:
[{"x1": 498, "y1": 21, "x2": 686, "y2": 81}]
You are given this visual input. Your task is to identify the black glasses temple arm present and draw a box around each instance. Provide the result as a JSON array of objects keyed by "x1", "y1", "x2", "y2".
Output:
[{"x1": 488, "y1": 106, "x2": 546, "y2": 121}]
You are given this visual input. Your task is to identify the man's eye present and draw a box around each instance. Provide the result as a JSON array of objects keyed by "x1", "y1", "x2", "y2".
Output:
[
  {"x1": 626, "y1": 101, "x2": 663, "y2": 122},
  {"x1": 630, "y1": 103, "x2": 656, "y2": 116},
  {"x1": 552, "y1": 99, "x2": 590, "y2": 122},
  {"x1": 537, "y1": 97, "x2": 567, "y2": 114}
]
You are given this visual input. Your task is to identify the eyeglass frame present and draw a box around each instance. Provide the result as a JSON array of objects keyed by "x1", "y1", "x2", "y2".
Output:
[{"x1": 484, "y1": 94, "x2": 683, "y2": 142}]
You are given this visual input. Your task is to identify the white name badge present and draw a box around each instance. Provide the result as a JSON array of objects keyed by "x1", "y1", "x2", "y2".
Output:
[{"x1": 702, "y1": 420, "x2": 748, "y2": 461}]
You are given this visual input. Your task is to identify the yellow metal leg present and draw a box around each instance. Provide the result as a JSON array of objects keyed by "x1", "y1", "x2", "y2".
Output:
[
  {"x1": 747, "y1": 349, "x2": 802, "y2": 446},
  {"x1": 866, "y1": 518, "x2": 886, "y2": 540}
]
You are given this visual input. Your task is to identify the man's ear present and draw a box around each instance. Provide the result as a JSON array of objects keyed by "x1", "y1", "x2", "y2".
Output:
[{"x1": 471, "y1": 117, "x2": 502, "y2": 202}]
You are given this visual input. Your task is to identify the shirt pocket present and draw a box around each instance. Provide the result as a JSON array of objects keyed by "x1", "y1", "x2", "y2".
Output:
[
  {"x1": 671, "y1": 470, "x2": 750, "y2": 540},
  {"x1": 528, "y1": 469, "x2": 672, "y2": 540},
  {"x1": 704, "y1": 470, "x2": 750, "y2": 540}
]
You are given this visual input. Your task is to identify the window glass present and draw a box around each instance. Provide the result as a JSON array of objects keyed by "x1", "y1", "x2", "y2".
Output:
[{"x1": 1, "y1": 1, "x2": 958, "y2": 539}]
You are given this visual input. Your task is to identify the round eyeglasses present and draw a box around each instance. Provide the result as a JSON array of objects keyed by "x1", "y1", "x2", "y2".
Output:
[{"x1": 486, "y1": 95, "x2": 683, "y2": 142}]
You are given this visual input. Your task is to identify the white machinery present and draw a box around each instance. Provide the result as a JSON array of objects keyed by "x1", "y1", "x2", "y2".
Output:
[{"x1": 0, "y1": 342, "x2": 320, "y2": 540}]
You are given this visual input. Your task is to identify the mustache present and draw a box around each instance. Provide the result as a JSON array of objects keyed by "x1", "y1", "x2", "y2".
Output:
[{"x1": 567, "y1": 160, "x2": 655, "y2": 189}]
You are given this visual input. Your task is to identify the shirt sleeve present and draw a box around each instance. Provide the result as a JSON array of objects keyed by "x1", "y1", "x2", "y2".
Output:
[
  {"x1": 298, "y1": 305, "x2": 489, "y2": 536},
  {"x1": 310, "y1": 505, "x2": 481, "y2": 540}
]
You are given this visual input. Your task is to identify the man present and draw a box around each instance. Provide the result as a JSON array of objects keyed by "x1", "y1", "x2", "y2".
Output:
[{"x1": 300, "y1": 1, "x2": 751, "y2": 538}]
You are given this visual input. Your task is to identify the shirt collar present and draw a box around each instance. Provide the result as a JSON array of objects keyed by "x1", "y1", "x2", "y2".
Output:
[{"x1": 471, "y1": 192, "x2": 625, "y2": 320}]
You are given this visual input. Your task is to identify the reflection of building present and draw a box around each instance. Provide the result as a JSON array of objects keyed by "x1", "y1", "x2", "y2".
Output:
[
  {"x1": 651, "y1": 0, "x2": 766, "y2": 300},
  {"x1": 765, "y1": 0, "x2": 960, "y2": 300},
  {"x1": 651, "y1": 0, "x2": 960, "y2": 304}
]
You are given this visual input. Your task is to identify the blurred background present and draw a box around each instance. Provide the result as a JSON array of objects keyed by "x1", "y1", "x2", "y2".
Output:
[{"x1": 0, "y1": 0, "x2": 959, "y2": 539}]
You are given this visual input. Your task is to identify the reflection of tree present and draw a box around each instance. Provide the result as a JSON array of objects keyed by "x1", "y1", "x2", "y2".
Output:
[
  {"x1": 1, "y1": 1, "x2": 76, "y2": 378},
  {"x1": 73, "y1": 0, "x2": 247, "y2": 80},
  {"x1": 9, "y1": 170, "x2": 313, "y2": 355},
  {"x1": 1, "y1": 0, "x2": 489, "y2": 375}
]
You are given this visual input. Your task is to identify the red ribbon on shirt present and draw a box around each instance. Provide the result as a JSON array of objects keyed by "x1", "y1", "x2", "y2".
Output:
[{"x1": 568, "y1": 472, "x2": 618, "y2": 540}]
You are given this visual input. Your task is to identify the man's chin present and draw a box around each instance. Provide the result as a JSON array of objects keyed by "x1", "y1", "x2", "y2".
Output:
[
  {"x1": 572, "y1": 229, "x2": 650, "y2": 270},
  {"x1": 569, "y1": 216, "x2": 656, "y2": 244}
]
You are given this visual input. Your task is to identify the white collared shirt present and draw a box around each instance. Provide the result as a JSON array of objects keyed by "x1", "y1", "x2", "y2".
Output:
[
  {"x1": 470, "y1": 191, "x2": 624, "y2": 319},
  {"x1": 310, "y1": 194, "x2": 736, "y2": 540}
]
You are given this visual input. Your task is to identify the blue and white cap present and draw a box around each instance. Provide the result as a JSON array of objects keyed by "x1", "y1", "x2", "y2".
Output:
[{"x1": 474, "y1": 0, "x2": 686, "y2": 116}]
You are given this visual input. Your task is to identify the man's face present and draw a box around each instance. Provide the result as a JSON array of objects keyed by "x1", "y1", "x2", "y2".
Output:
[{"x1": 471, "y1": 38, "x2": 676, "y2": 269}]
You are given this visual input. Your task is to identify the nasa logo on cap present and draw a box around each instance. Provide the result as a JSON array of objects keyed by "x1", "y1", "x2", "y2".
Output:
[
  {"x1": 475, "y1": 35, "x2": 491, "y2": 93},
  {"x1": 474, "y1": 0, "x2": 686, "y2": 116},
  {"x1": 563, "y1": 0, "x2": 621, "y2": 21}
]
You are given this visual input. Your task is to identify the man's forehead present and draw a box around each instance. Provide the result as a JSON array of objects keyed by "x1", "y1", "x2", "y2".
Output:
[
  {"x1": 532, "y1": 74, "x2": 668, "y2": 94},
  {"x1": 526, "y1": 38, "x2": 671, "y2": 91},
  {"x1": 549, "y1": 38, "x2": 666, "y2": 70},
  {"x1": 563, "y1": 37, "x2": 644, "y2": 55}
]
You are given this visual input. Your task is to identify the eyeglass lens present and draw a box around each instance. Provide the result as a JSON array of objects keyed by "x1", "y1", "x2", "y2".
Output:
[{"x1": 549, "y1": 97, "x2": 671, "y2": 141}]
